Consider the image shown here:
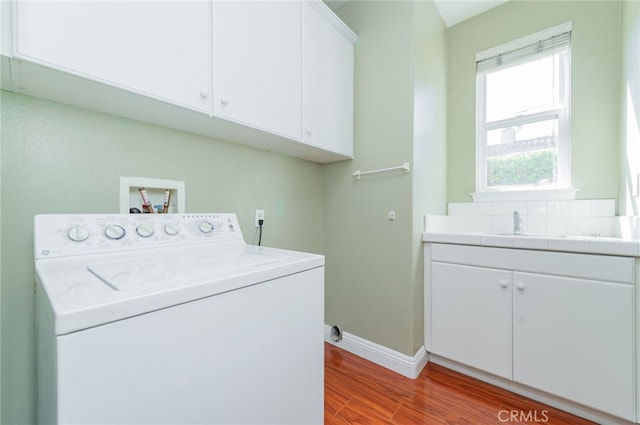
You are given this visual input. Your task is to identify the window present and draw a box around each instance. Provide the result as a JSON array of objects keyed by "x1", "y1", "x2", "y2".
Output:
[{"x1": 475, "y1": 23, "x2": 572, "y2": 196}]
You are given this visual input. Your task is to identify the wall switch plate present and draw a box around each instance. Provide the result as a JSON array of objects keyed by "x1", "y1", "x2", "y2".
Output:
[{"x1": 255, "y1": 209, "x2": 265, "y2": 227}]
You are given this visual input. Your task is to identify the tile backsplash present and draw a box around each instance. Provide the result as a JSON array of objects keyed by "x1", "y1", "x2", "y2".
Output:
[
  {"x1": 427, "y1": 199, "x2": 617, "y2": 237},
  {"x1": 447, "y1": 199, "x2": 615, "y2": 217}
]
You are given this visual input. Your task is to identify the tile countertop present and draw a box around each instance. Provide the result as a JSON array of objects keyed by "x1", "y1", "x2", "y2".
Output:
[{"x1": 422, "y1": 231, "x2": 640, "y2": 257}]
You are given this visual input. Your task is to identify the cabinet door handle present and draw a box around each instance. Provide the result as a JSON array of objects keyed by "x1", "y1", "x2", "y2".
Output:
[
  {"x1": 500, "y1": 281, "x2": 508, "y2": 289},
  {"x1": 220, "y1": 97, "x2": 229, "y2": 106},
  {"x1": 516, "y1": 282, "x2": 525, "y2": 291},
  {"x1": 199, "y1": 89, "x2": 209, "y2": 99}
]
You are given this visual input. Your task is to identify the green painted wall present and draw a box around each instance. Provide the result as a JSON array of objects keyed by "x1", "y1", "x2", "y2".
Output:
[
  {"x1": 9, "y1": 0, "x2": 633, "y2": 422},
  {"x1": 410, "y1": 0, "x2": 448, "y2": 352},
  {"x1": 447, "y1": 0, "x2": 623, "y2": 202},
  {"x1": 1, "y1": 90, "x2": 324, "y2": 424},
  {"x1": 325, "y1": 0, "x2": 446, "y2": 356},
  {"x1": 619, "y1": 0, "x2": 640, "y2": 215}
]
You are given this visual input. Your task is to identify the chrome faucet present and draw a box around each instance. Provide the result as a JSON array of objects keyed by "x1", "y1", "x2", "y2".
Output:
[{"x1": 513, "y1": 211, "x2": 522, "y2": 235}]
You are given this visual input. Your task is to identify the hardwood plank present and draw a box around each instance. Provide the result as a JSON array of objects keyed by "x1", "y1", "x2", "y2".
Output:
[
  {"x1": 390, "y1": 402, "x2": 451, "y2": 425},
  {"x1": 324, "y1": 343, "x2": 596, "y2": 425},
  {"x1": 325, "y1": 366, "x2": 403, "y2": 419},
  {"x1": 324, "y1": 412, "x2": 350, "y2": 425},
  {"x1": 324, "y1": 383, "x2": 350, "y2": 416},
  {"x1": 335, "y1": 399, "x2": 396, "y2": 425}
]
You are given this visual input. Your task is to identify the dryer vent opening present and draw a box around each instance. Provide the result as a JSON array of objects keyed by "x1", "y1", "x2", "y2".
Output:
[{"x1": 330, "y1": 325, "x2": 343, "y2": 342}]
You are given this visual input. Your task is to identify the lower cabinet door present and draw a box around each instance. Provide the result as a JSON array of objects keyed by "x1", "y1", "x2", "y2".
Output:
[
  {"x1": 512, "y1": 272, "x2": 635, "y2": 421},
  {"x1": 431, "y1": 262, "x2": 513, "y2": 379}
]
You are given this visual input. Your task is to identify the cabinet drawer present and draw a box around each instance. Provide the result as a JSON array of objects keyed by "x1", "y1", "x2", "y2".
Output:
[{"x1": 431, "y1": 243, "x2": 634, "y2": 284}]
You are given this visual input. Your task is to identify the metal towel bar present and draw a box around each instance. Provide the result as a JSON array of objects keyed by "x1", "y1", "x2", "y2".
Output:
[{"x1": 352, "y1": 162, "x2": 410, "y2": 179}]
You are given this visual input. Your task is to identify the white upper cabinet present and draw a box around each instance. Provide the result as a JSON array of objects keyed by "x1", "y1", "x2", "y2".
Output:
[
  {"x1": 212, "y1": 1, "x2": 302, "y2": 141},
  {"x1": 1, "y1": 1, "x2": 12, "y2": 56},
  {"x1": 302, "y1": 1, "x2": 355, "y2": 157},
  {"x1": 14, "y1": 1, "x2": 212, "y2": 114},
  {"x1": 7, "y1": 0, "x2": 356, "y2": 163}
]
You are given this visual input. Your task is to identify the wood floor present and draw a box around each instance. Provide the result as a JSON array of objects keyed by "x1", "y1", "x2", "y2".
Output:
[{"x1": 324, "y1": 343, "x2": 596, "y2": 424}]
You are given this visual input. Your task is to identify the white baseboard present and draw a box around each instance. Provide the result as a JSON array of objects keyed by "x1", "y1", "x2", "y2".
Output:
[{"x1": 324, "y1": 325, "x2": 428, "y2": 379}]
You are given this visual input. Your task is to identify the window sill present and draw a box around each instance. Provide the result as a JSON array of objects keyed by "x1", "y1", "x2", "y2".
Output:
[{"x1": 470, "y1": 188, "x2": 579, "y2": 202}]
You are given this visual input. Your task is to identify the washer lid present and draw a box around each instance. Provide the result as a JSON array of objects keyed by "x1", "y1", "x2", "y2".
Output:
[{"x1": 87, "y1": 249, "x2": 290, "y2": 291}]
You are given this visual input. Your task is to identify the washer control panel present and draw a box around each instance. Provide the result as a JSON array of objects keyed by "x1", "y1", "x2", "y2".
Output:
[{"x1": 34, "y1": 213, "x2": 243, "y2": 259}]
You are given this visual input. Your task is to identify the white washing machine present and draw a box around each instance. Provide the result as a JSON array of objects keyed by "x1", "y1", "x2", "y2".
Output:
[{"x1": 34, "y1": 213, "x2": 324, "y2": 425}]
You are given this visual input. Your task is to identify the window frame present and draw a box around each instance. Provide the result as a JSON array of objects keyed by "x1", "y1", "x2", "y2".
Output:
[{"x1": 474, "y1": 22, "x2": 573, "y2": 200}]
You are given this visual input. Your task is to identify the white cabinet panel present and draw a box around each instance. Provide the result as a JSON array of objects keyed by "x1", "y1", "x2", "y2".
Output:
[
  {"x1": 213, "y1": 0, "x2": 302, "y2": 140},
  {"x1": 513, "y1": 272, "x2": 635, "y2": 421},
  {"x1": 1, "y1": 0, "x2": 12, "y2": 56},
  {"x1": 426, "y1": 243, "x2": 636, "y2": 421},
  {"x1": 10, "y1": 0, "x2": 356, "y2": 163},
  {"x1": 431, "y1": 262, "x2": 512, "y2": 379},
  {"x1": 15, "y1": 1, "x2": 212, "y2": 113},
  {"x1": 302, "y1": 1, "x2": 354, "y2": 157}
]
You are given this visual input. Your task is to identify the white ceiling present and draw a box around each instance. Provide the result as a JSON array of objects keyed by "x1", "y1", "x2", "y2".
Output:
[
  {"x1": 433, "y1": 0, "x2": 509, "y2": 27},
  {"x1": 323, "y1": 0, "x2": 509, "y2": 28}
]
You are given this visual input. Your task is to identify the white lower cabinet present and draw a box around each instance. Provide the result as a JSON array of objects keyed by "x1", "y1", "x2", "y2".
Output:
[
  {"x1": 427, "y1": 244, "x2": 636, "y2": 421},
  {"x1": 431, "y1": 263, "x2": 512, "y2": 380},
  {"x1": 512, "y1": 272, "x2": 634, "y2": 421}
]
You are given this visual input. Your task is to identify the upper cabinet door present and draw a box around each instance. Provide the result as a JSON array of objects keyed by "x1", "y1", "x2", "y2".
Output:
[
  {"x1": 14, "y1": 1, "x2": 212, "y2": 114},
  {"x1": 302, "y1": 1, "x2": 355, "y2": 157},
  {"x1": 213, "y1": 1, "x2": 302, "y2": 141}
]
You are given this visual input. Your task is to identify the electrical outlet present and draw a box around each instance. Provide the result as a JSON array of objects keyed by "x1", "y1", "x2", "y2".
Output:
[{"x1": 255, "y1": 209, "x2": 265, "y2": 227}]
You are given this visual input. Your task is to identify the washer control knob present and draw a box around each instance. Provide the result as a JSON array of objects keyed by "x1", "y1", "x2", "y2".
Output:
[
  {"x1": 164, "y1": 223, "x2": 179, "y2": 236},
  {"x1": 136, "y1": 223, "x2": 155, "y2": 238},
  {"x1": 67, "y1": 225, "x2": 90, "y2": 242},
  {"x1": 199, "y1": 221, "x2": 214, "y2": 233},
  {"x1": 104, "y1": 224, "x2": 126, "y2": 240}
]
